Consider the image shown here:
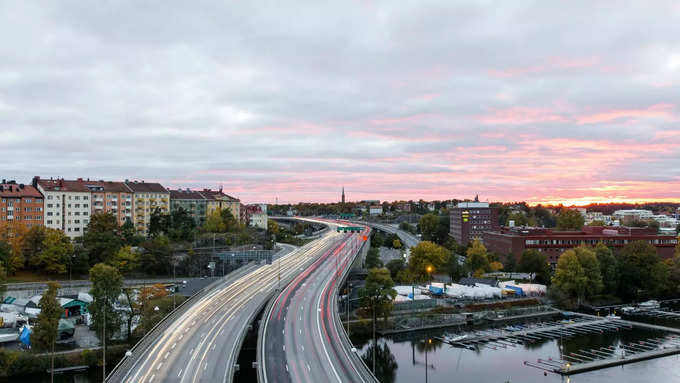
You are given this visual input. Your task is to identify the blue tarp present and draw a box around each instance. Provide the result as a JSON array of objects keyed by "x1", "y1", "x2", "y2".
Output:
[
  {"x1": 505, "y1": 285, "x2": 524, "y2": 296},
  {"x1": 429, "y1": 286, "x2": 444, "y2": 295},
  {"x1": 407, "y1": 293, "x2": 414, "y2": 300},
  {"x1": 19, "y1": 326, "x2": 31, "y2": 346}
]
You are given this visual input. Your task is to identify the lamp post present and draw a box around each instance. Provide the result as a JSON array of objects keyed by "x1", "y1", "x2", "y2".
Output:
[{"x1": 426, "y1": 265, "x2": 433, "y2": 285}]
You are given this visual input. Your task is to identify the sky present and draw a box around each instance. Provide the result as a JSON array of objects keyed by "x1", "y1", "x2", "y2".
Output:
[{"x1": 1, "y1": 1, "x2": 679, "y2": 205}]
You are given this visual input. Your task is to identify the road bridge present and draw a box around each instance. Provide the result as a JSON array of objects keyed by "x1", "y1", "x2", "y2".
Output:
[
  {"x1": 109, "y1": 228, "x2": 341, "y2": 383},
  {"x1": 259, "y1": 222, "x2": 377, "y2": 383}
]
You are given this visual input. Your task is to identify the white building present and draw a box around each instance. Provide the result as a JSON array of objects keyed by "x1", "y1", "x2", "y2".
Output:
[
  {"x1": 369, "y1": 205, "x2": 383, "y2": 215},
  {"x1": 247, "y1": 204, "x2": 268, "y2": 230},
  {"x1": 33, "y1": 177, "x2": 91, "y2": 239}
]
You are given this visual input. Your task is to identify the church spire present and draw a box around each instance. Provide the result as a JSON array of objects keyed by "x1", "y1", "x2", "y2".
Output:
[{"x1": 342, "y1": 186, "x2": 345, "y2": 204}]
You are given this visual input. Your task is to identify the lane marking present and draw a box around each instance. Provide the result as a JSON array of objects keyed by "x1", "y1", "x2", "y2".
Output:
[{"x1": 178, "y1": 369, "x2": 183, "y2": 377}]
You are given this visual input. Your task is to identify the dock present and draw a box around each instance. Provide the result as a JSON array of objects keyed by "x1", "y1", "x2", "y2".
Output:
[{"x1": 437, "y1": 317, "x2": 630, "y2": 351}]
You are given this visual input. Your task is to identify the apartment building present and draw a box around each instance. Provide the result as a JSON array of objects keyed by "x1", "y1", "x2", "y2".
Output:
[
  {"x1": 450, "y1": 201, "x2": 500, "y2": 246},
  {"x1": 201, "y1": 188, "x2": 241, "y2": 222},
  {"x1": 33, "y1": 177, "x2": 91, "y2": 238},
  {"x1": 125, "y1": 181, "x2": 170, "y2": 235},
  {"x1": 77, "y1": 180, "x2": 134, "y2": 226},
  {"x1": 0, "y1": 180, "x2": 44, "y2": 228},
  {"x1": 169, "y1": 189, "x2": 208, "y2": 225}
]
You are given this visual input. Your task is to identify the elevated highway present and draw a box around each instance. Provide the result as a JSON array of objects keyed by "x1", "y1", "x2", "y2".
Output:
[
  {"x1": 109, "y1": 230, "x2": 341, "y2": 383},
  {"x1": 259, "y1": 223, "x2": 377, "y2": 383},
  {"x1": 361, "y1": 221, "x2": 421, "y2": 248}
]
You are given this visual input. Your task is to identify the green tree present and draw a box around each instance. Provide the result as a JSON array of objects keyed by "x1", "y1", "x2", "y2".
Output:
[
  {"x1": 573, "y1": 246, "x2": 603, "y2": 298},
  {"x1": 587, "y1": 220, "x2": 606, "y2": 226},
  {"x1": 418, "y1": 214, "x2": 440, "y2": 242},
  {"x1": 0, "y1": 241, "x2": 10, "y2": 271},
  {"x1": 83, "y1": 213, "x2": 123, "y2": 265},
  {"x1": 37, "y1": 229, "x2": 72, "y2": 275},
  {"x1": 359, "y1": 268, "x2": 397, "y2": 323},
  {"x1": 465, "y1": 240, "x2": 490, "y2": 277},
  {"x1": 111, "y1": 246, "x2": 140, "y2": 274},
  {"x1": 24, "y1": 225, "x2": 47, "y2": 270},
  {"x1": 120, "y1": 219, "x2": 142, "y2": 246},
  {"x1": 203, "y1": 211, "x2": 226, "y2": 233},
  {"x1": 220, "y1": 209, "x2": 240, "y2": 233},
  {"x1": 619, "y1": 240, "x2": 663, "y2": 299},
  {"x1": 503, "y1": 253, "x2": 517, "y2": 272},
  {"x1": 365, "y1": 247, "x2": 383, "y2": 269},
  {"x1": 594, "y1": 243, "x2": 619, "y2": 293},
  {"x1": 552, "y1": 251, "x2": 588, "y2": 305},
  {"x1": 507, "y1": 213, "x2": 536, "y2": 227},
  {"x1": 0, "y1": 264, "x2": 6, "y2": 306},
  {"x1": 385, "y1": 258, "x2": 405, "y2": 281},
  {"x1": 392, "y1": 239, "x2": 402, "y2": 249},
  {"x1": 139, "y1": 236, "x2": 172, "y2": 275},
  {"x1": 446, "y1": 253, "x2": 465, "y2": 282},
  {"x1": 518, "y1": 249, "x2": 551, "y2": 284},
  {"x1": 556, "y1": 209, "x2": 585, "y2": 231},
  {"x1": 408, "y1": 241, "x2": 450, "y2": 281},
  {"x1": 267, "y1": 219, "x2": 280, "y2": 235},
  {"x1": 33, "y1": 281, "x2": 61, "y2": 383},
  {"x1": 89, "y1": 263, "x2": 123, "y2": 345}
]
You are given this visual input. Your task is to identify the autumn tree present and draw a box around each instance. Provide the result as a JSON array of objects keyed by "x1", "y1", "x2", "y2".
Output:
[
  {"x1": 110, "y1": 246, "x2": 140, "y2": 274},
  {"x1": 465, "y1": 240, "x2": 490, "y2": 277},
  {"x1": 0, "y1": 221, "x2": 27, "y2": 274},
  {"x1": 24, "y1": 225, "x2": 47, "y2": 270},
  {"x1": 203, "y1": 211, "x2": 226, "y2": 233},
  {"x1": 33, "y1": 282, "x2": 61, "y2": 383},
  {"x1": 36, "y1": 229, "x2": 72, "y2": 275},
  {"x1": 552, "y1": 251, "x2": 588, "y2": 306},
  {"x1": 408, "y1": 241, "x2": 450, "y2": 281},
  {"x1": 556, "y1": 209, "x2": 585, "y2": 231}
]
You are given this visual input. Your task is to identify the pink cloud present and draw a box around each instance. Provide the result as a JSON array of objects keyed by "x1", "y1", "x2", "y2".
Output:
[
  {"x1": 476, "y1": 106, "x2": 566, "y2": 124},
  {"x1": 576, "y1": 103, "x2": 676, "y2": 124}
]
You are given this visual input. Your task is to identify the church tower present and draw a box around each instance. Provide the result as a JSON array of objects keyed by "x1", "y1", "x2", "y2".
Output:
[{"x1": 342, "y1": 186, "x2": 345, "y2": 204}]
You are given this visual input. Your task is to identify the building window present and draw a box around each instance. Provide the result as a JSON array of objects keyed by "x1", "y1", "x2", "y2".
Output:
[
  {"x1": 84, "y1": 196, "x2": 88, "y2": 200},
  {"x1": 47, "y1": 212, "x2": 53, "y2": 216},
  {"x1": 47, "y1": 220, "x2": 53, "y2": 225},
  {"x1": 75, "y1": 196, "x2": 80, "y2": 200},
  {"x1": 25, "y1": 199, "x2": 31, "y2": 203},
  {"x1": 47, "y1": 195, "x2": 53, "y2": 200}
]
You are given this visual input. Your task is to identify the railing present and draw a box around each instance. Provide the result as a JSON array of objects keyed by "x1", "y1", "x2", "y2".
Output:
[{"x1": 105, "y1": 264, "x2": 259, "y2": 382}]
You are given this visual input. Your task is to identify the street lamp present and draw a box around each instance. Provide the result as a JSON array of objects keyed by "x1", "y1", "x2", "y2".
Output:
[{"x1": 426, "y1": 265, "x2": 433, "y2": 284}]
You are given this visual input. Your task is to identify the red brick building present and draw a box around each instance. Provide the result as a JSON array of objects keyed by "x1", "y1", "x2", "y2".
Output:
[
  {"x1": 0, "y1": 180, "x2": 44, "y2": 227},
  {"x1": 450, "y1": 201, "x2": 500, "y2": 246},
  {"x1": 483, "y1": 225, "x2": 678, "y2": 265}
]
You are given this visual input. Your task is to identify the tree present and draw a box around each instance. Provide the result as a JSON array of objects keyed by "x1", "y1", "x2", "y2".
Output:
[
  {"x1": 0, "y1": 241, "x2": 10, "y2": 271},
  {"x1": 588, "y1": 220, "x2": 606, "y2": 226},
  {"x1": 33, "y1": 281, "x2": 61, "y2": 383},
  {"x1": 120, "y1": 219, "x2": 142, "y2": 246},
  {"x1": 556, "y1": 210, "x2": 585, "y2": 231},
  {"x1": 648, "y1": 220, "x2": 660, "y2": 233},
  {"x1": 82, "y1": 213, "x2": 123, "y2": 265},
  {"x1": 392, "y1": 239, "x2": 402, "y2": 249},
  {"x1": 220, "y1": 209, "x2": 240, "y2": 233},
  {"x1": 385, "y1": 259, "x2": 405, "y2": 281},
  {"x1": 139, "y1": 236, "x2": 172, "y2": 275},
  {"x1": 465, "y1": 240, "x2": 490, "y2": 276},
  {"x1": 489, "y1": 261, "x2": 504, "y2": 272},
  {"x1": 365, "y1": 247, "x2": 383, "y2": 269},
  {"x1": 446, "y1": 253, "x2": 465, "y2": 282},
  {"x1": 573, "y1": 246, "x2": 603, "y2": 298},
  {"x1": 619, "y1": 240, "x2": 663, "y2": 299},
  {"x1": 359, "y1": 268, "x2": 397, "y2": 323},
  {"x1": 408, "y1": 241, "x2": 450, "y2": 281},
  {"x1": 552, "y1": 251, "x2": 588, "y2": 305},
  {"x1": 37, "y1": 229, "x2": 72, "y2": 275},
  {"x1": 203, "y1": 211, "x2": 226, "y2": 233},
  {"x1": 267, "y1": 219, "x2": 280, "y2": 235},
  {"x1": 89, "y1": 263, "x2": 123, "y2": 344},
  {"x1": 507, "y1": 213, "x2": 536, "y2": 227},
  {"x1": 594, "y1": 243, "x2": 619, "y2": 293},
  {"x1": 503, "y1": 253, "x2": 517, "y2": 272},
  {"x1": 419, "y1": 214, "x2": 440, "y2": 242},
  {"x1": 24, "y1": 225, "x2": 47, "y2": 270},
  {"x1": 110, "y1": 246, "x2": 140, "y2": 274},
  {"x1": 121, "y1": 287, "x2": 140, "y2": 342},
  {"x1": 518, "y1": 249, "x2": 551, "y2": 284},
  {"x1": 0, "y1": 221, "x2": 28, "y2": 274},
  {"x1": 0, "y1": 264, "x2": 5, "y2": 299}
]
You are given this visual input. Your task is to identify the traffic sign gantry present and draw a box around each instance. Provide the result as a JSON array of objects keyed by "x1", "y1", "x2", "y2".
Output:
[{"x1": 337, "y1": 226, "x2": 363, "y2": 233}]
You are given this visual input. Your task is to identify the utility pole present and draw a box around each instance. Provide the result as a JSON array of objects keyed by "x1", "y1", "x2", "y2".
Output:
[
  {"x1": 173, "y1": 262, "x2": 176, "y2": 311},
  {"x1": 372, "y1": 296, "x2": 376, "y2": 373},
  {"x1": 103, "y1": 297, "x2": 106, "y2": 382}
]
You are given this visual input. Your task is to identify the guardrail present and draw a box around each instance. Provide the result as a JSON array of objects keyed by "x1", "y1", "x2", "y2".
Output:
[
  {"x1": 331, "y1": 228, "x2": 379, "y2": 383},
  {"x1": 105, "y1": 263, "x2": 259, "y2": 382}
]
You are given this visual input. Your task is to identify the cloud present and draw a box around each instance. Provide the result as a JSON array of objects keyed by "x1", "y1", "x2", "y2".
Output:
[{"x1": 0, "y1": 1, "x2": 679, "y2": 204}]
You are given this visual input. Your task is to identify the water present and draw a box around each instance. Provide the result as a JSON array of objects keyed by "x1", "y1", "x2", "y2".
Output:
[{"x1": 356, "y1": 326, "x2": 680, "y2": 383}]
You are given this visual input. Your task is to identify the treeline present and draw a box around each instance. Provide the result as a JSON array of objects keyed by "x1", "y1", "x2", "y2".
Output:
[
  {"x1": 0, "y1": 206, "x2": 266, "y2": 279},
  {"x1": 552, "y1": 241, "x2": 680, "y2": 307}
]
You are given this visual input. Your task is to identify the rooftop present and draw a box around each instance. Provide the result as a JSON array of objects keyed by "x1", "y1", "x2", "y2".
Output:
[
  {"x1": 0, "y1": 181, "x2": 43, "y2": 198},
  {"x1": 124, "y1": 181, "x2": 169, "y2": 193}
]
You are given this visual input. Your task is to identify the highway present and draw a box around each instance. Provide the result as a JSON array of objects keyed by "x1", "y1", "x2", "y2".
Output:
[
  {"x1": 261, "y1": 225, "x2": 376, "y2": 383},
  {"x1": 362, "y1": 221, "x2": 421, "y2": 248},
  {"x1": 116, "y1": 234, "x2": 341, "y2": 383}
]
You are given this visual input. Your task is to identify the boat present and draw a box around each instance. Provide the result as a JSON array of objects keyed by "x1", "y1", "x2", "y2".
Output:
[
  {"x1": 639, "y1": 300, "x2": 660, "y2": 310},
  {"x1": 451, "y1": 335, "x2": 467, "y2": 342}
]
